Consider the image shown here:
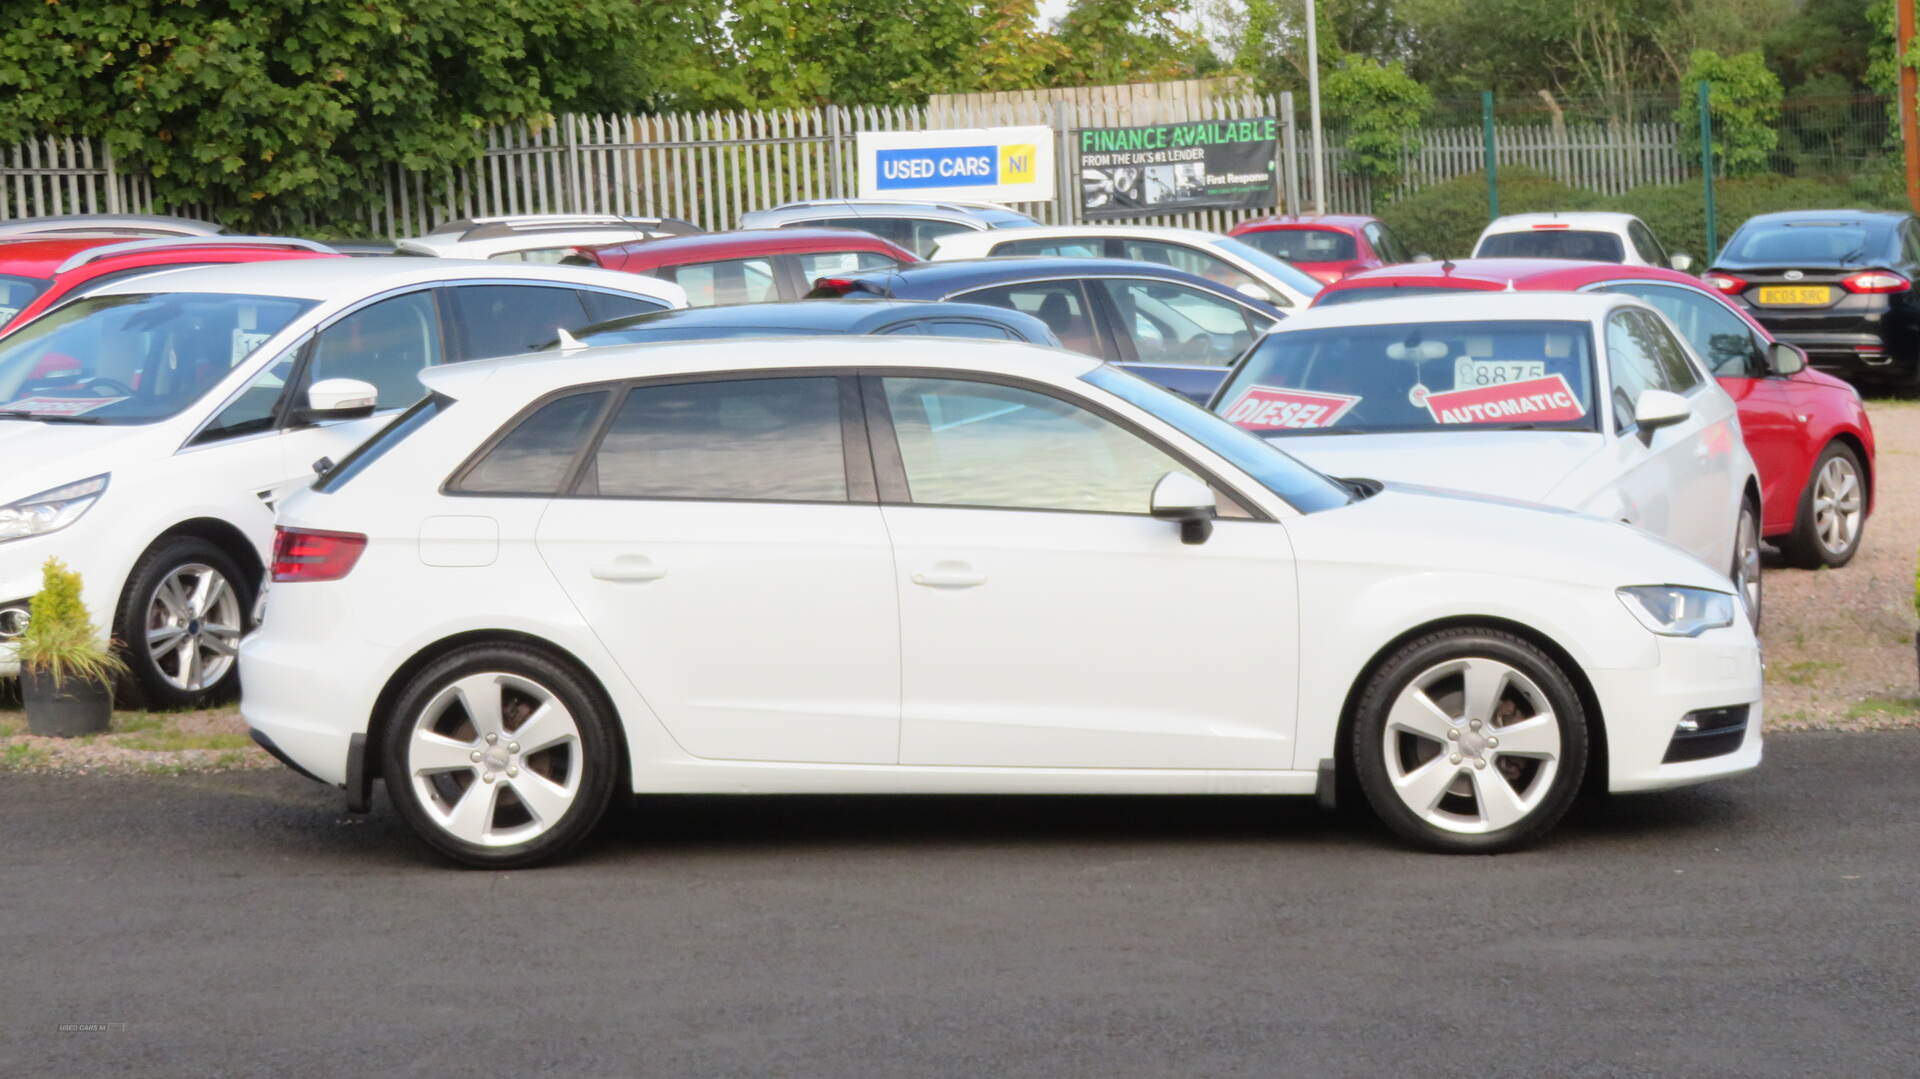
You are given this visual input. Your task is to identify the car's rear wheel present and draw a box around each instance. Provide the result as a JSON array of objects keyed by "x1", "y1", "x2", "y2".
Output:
[
  {"x1": 1353, "y1": 628, "x2": 1587, "y2": 853},
  {"x1": 115, "y1": 537, "x2": 251, "y2": 709},
  {"x1": 1732, "y1": 498, "x2": 1763, "y2": 628},
  {"x1": 1780, "y1": 442, "x2": 1865, "y2": 569},
  {"x1": 383, "y1": 644, "x2": 619, "y2": 869}
]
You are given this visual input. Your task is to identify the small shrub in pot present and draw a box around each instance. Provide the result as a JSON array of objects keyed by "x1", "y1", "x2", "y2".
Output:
[{"x1": 17, "y1": 558, "x2": 124, "y2": 737}]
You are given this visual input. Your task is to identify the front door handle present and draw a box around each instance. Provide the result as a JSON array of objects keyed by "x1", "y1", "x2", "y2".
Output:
[
  {"x1": 591, "y1": 554, "x2": 667, "y2": 582},
  {"x1": 911, "y1": 561, "x2": 986, "y2": 588}
]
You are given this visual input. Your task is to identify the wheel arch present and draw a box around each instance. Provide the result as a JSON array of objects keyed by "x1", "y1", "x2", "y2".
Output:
[
  {"x1": 364, "y1": 629, "x2": 631, "y2": 790},
  {"x1": 1828, "y1": 431, "x2": 1873, "y2": 515},
  {"x1": 147, "y1": 517, "x2": 266, "y2": 592},
  {"x1": 1329, "y1": 616, "x2": 1611, "y2": 805}
]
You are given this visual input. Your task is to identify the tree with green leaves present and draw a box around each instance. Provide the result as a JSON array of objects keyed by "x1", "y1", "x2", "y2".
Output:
[
  {"x1": 1049, "y1": 0, "x2": 1219, "y2": 87},
  {"x1": 1323, "y1": 55, "x2": 1433, "y2": 185},
  {"x1": 0, "y1": 0, "x2": 657, "y2": 230},
  {"x1": 1678, "y1": 49, "x2": 1784, "y2": 177}
]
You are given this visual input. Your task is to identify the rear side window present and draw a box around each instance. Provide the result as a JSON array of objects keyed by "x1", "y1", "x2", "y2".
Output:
[
  {"x1": 318, "y1": 394, "x2": 452, "y2": 493},
  {"x1": 448, "y1": 285, "x2": 590, "y2": 359},
  {"x1": 926, "y1": 320, "x2": 1017, "y2": 340},
  {"x1": 1238, "y1": 228, "x2": 1356, "y2": 262},
  {"x1": 991, "y1": 238, "x2": 1104, "y2": 258},
  {"x1": 582, "y1": 377, "x2": 847, "y2": 502},
  {"x1": 453, "y1": 390, "x2": 610, "y2": 494},
  {"x1": 667, "y1": 258, "x2": 778, "y2": 306},
  {"x1": 1477, "y1": 229, "x2": 1625, "y2": 262},
  {"x1": 795, "y1": 250, "x2": 900, "y2": 281},
  {"x1": 955, "y1": 280, "x2": 1099, "y2": 356},
  {"x1": 579, "y1": 290, "x2": 668, "y2": 323}
]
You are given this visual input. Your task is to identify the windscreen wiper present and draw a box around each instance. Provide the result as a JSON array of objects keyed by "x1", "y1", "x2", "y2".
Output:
[{"x1": 0, "y1": 411, "x2": 103, "y2": 424}]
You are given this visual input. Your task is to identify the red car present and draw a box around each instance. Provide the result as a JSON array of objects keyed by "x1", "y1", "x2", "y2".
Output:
[
  {"x1": 1227, "y1": 214, "x2": 1421, "y2": 285},
  {"x1": 577, "y1": 228, "x2": 917, "y2": 306},
  {"x1": 0, "y1": 235, "x2": 340, "y2": 335},
  {"x1": 1318, "y1": 258, "x2": 1877, "y2": 568}
]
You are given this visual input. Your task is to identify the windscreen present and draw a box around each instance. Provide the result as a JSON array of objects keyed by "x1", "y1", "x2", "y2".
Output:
[
  {"x1": 1215, "y1": 320, "x2": 1598, "y2": 436},
  {"x1": 1476, "y1": 229, "x2": 1625, "y2": 261},
  {"x1": 1723, "y1": 223, "x2": 1891, "y2": 266},
  {"x1": 0, "y1": 292, "x2": 313, "y2": 424},
  {"x1": 1236, "y1": 228, "x2": 1357, "y2": 263}
]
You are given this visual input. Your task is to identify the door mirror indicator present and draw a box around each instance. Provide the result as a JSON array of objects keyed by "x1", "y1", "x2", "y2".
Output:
[
  {"x1": 293, "y1": 378, "x2": 379, "y2": 425},
  {"x1": 1150, "y1": 472, "x2": 1216, "y2": 544},
  {"x1": 1769, "y1": 341, "x2": 1807, "y2": 376},
  {"x1": 1631, "y1": 388, "x2": 1691, "y2": 438}
]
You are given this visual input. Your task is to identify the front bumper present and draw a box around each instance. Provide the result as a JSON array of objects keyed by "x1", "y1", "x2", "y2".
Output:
[{"x1": 1590, "y1": 629, "x2": 1763, "y2": 793}]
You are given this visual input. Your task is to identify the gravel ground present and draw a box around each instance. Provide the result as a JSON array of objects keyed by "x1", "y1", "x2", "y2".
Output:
[
  {"x1": 1761, "y1": 395, "x2": 1920, "y2": 730},
  {"x1": 4, "y1": 395, "x2": 1916, "y2": 771}
]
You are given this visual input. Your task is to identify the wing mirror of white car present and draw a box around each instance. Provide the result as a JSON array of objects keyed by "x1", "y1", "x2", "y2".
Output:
[
  {"x1": 1411, "y1": 252, "x2": 1435, "y2": 263},
  {"x1": 1235, "y1": 282, "x2": 1275, "y2": 303},
  {"x1": 294, "y1": 378, "x2": 380, "y2": 425},
  {"x1": 1669, "y1": 252, "x2": 1695, "y2": 273},
  {"x1": 1769, "y1": 341, "x2": 1807, "y2": 376},
  {"x1": 1632, "y1": 388, "x2": 1691, "y2": 438},
  {"x1": 1150, "y1": 472, "x2": 1216, "y2": 545}
]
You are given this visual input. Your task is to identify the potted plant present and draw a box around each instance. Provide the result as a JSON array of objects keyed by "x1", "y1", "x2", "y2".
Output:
[{"x1": 17, "y1": 558, "x2": 124, "y2": 737}]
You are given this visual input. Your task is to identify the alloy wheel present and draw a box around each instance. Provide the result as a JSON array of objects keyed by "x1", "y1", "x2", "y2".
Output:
[
  {"x1": 1734, "y1": 505, "x2": 1762, "y2": 625},
  {"x1": 1380, "y1": 656, "x2": 1563, "y2": 835},
  {"x1": 144, "y1": 563, "x2": 243, "y2": 693},
  {"x1": 407, "y1": 672, "x2": 584, "y2": 847},
  {"x1": 1812, "y1": 455, "x2": 1863, "y2": 558}
]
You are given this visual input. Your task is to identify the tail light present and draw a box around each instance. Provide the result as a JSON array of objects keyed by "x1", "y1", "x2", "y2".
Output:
[
  {"x1": 1703, "y1": 272, "x2": 1746, "y2": 295},
  {"x1": 811, "y1": 277, "x2": 862, "y2": 297},
  {"x1": 1841, "y1": 271, "x2": 1910, "y2": 294},
  {"x1": 271, "y1": 526, "x2": 367, "y2": 582}
]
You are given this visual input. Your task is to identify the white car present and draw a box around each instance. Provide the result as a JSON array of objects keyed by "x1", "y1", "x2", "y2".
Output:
[
  {"x1": 1471, "y1": 212, "x2": 1694, "y2": 271},
  {"x1": 0, "y1": 259, "x2": 685, "y2": 705},
  {"x1": 397, "y1": 214, "x2": 700, "y2": 263},
  {"x1": 930, "y1": 224, "x2": 1323, "y2": 310},
  {"x1": 1210, "y1": 293, "x2": 1762, "y2": 622},
  {"x1": 240, "y1": 337, "x2": 1761, "y2": 868}
]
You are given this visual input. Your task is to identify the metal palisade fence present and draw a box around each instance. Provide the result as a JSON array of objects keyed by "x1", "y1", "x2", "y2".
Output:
[{"x1": 0, "y1": 91, "x2": 1897, "y2": 235}]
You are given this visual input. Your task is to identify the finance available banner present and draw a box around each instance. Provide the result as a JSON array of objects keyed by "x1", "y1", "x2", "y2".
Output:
[{"x1": 1078, "y1": 118, "x2": 1278, "y2": 219}]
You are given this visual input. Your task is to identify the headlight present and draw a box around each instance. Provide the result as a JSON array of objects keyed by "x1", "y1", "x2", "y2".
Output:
[
  {"x1": 1616, "y1": 585, "x2": 1736, "y2": 637},
  {"x1": 0, "y1": 474, "x2": 109, "y2": 542}
]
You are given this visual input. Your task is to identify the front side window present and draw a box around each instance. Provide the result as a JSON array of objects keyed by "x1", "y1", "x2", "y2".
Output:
[
  {"x1": 0, "y1": 274, "x2": 49, "y2": 324},
  {"x1": 1593, "y1": 284, "x2": 1758, "y2": 377},
  {"x1": 1096, "y1": 279, "x2": 1262, "y2": 367},
  {"x1": 1216, "y1": 319, "x2": 1598, "y2": 435},
  {"x1": 668, "y1": 258, "x2": 778, "y2": 306},
  {"x1": 0, "y1": 292, "x2": 313, "y2": 424},
  {"x1": 447, "y1": 285, "x2": 587, "y2": 360},
  {"x1": 1605, "y1": 309, "x2": 1696, "y2": 427},
  {"x1": 308, "y1": 290, "x2": 445, "y2": 410},
  {"x1": 196, "y1": 351, "x2": 296, "y2": 444},
  {"x1": 1628, "y1": 309, "x2": 1703, "y2": 392},
  {"x1": 957, "y1": 280, "x2": 1100, "y2": 356},
  {"x1": 881, "y1": 376, "x2": 1196, "y2": 514},
  {"x1": 583, "y1": 377, "x2": 846, "y2": 501},
  {"x1": 455, "y1": 390, "x2": 610, "y2": 494},
  {"x1": 1476, "y1": 229, "x2": 1626, "y2": 262},
  {"x1": 1118, "y1": 240, "x2": 1253, "y2": 292}
]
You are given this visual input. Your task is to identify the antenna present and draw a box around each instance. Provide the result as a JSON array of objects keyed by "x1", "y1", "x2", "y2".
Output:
[{"x1": 555, "y1": 328, "x2": 587, "y2": 351}]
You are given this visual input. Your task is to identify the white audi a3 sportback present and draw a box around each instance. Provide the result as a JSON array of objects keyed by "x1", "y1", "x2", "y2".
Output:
[
  {"x1": 0, "y1": 259, "x2": 684, "y2": 706},
  {"x1": 1212, "y1": 293, "x2": 1764, "y2": 624},
  {"x1": 240, "y1": 338, "x2": 1762, "y2": 867}
]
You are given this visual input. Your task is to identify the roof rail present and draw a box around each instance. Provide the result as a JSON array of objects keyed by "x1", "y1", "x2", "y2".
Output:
[
  {"x1": 54, "y1": 236, "x2": 338, "y2": 275},
  {"x1": 456, "y1": 218, "x2": 702, "y2": 242},
  {"x1": 767, "y1": 197, "x2": 1019, "y2": 215}
]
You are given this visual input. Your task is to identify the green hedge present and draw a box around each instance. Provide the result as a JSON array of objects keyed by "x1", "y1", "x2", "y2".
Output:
[{"x1": 1377, "y1": 166, "x2": 1909, "y2": 262}]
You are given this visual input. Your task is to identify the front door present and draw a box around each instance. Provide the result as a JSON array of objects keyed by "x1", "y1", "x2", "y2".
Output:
[
  {"x1": 533, "y1": 374, "x2": 900, "y2": 764},
  {"x1": 867, "y1": 373, "x2": 1300, "y2": 770}
]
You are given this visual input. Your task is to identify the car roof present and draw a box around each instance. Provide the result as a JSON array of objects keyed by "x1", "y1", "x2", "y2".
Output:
[
  {"x1": 1326, "y1": 258, "x2": 1703, "y2": 293},
  {"x1": 84, "y1": 256, "x2": 687, "y2": 305},
  {"x1": 1230, "y1": 214, "x2": 1377, "y2": 232},
  {"x1": 0, "y1": 236, "x2": 339, "y2": 279},
  {"x1": 398, "y1": 227, "x2": 680, "y2": 259},
  {"x1": 858, "y1": 256, "x2": 1263, "y2": 298},
  {"x1": 420, "y1": 333, "x2": 1097, "y2": 401},
  {"x1": 0, "y1": 213, "x2": 223, "y2": 239},
  {"x1": 1731, "y1": 209, "x2": 1908, "y2": 229},
  {"x1": 578, "y1": 298, "x2": 1041, "y2": 335},
  {"x1": 1276, "y1": 290, "x2": 1628, "y2": 330},
  {"x1": 1480, "y1": 212, "x2": 1639, "y2": 232},
  {"x1": 937, "y1": 224, "x2": 1225, "y2": 246},
  {"x1": 0, "y1": 236, "x2": 125, "y2": 276},
  {"x1": 589, "y1": 228, "x2": 915, "y2": 266}
]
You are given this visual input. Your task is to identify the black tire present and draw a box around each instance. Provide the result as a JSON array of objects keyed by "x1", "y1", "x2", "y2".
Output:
[
  {"x1": 1779, "y1": 441, "x2": 1866, "y2": 570},
  {"x1": 113, "y1": 536, "x2": 253, "y2": 709},
  {"x1": 382, "y1": 643, "x2": 619, "y2": 869},
  {"x1": 1732, "y1": 498, "x2": 1763, "y2": 629},
  {"x1": 1352, "y1": 628, "x2": 1588, "y2": 854}
]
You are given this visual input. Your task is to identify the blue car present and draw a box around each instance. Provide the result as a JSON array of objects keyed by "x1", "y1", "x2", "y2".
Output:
[
  {"x1": 566, "y1": 298, "x2": 1060, "y2": 348},
  {"x1": 807, "y1": 256, "x2": 1285, "y2": 401}
]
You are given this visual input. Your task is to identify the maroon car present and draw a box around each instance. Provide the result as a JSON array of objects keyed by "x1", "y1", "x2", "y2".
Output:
[
  {"x1": 1227, "y1": 214, "x2": 1420, "y2": 285},
  {"x1": 576, "y1": 228, "x2": 917, "y2": 306},
  {"x1": 1318, "y1": 258, "x2": 1878, "y2": 568}
]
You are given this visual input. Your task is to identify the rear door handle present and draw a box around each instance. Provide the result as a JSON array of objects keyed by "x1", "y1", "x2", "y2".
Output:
[
  {"x1": 591, "y1": 555, "x2": 667, "y2": 582},
  {"x1": 911, "y1": 562, "x2": 986, "y2": 588}
]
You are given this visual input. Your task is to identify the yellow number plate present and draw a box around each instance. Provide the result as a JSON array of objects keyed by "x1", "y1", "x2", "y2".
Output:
[{"x1": 1756, "y1": 285, "x2": 1833, "y2": 306}]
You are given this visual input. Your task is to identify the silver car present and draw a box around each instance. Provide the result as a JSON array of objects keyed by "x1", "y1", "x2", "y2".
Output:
[{"x1": 738, "y1": 198, "x2": 1038, "y2": 257}]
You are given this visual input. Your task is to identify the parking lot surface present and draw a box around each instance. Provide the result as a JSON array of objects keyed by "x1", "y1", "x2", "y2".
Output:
[{"x1": 4, "y1": 730, "x2": 1917, "y2": 1077}]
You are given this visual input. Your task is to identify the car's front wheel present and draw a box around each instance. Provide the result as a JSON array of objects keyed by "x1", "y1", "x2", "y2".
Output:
[
  {"x1": 1353, "y1": 628, "x2": 1588, "y2": 853},
  {"x1": 383, "y1": 644, "x2": 620, "y2": 869},
  {"x1": 1733, "y1": 498, "x2": 1763, "y2": 628},
  {"x1": 115, "y1": 536, "x2": 252, "y2": 709}
]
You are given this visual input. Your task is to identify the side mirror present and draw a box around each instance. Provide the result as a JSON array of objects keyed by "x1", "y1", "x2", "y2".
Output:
[
  {"x1": 1235, "y1": 282, "x2": 1275, "y2": 304},
  {"x1": 1631, "y1": 388, "x2": 1691, "y2": 437},
  {"x1": 1769, "y1": 340, "x2": 1806, "y2": 376},
  {"x1": 1411, "y1": 252, "x2": 1435, "y2": 263},
  {"x1": 293, "y1": 378, "x2": 379, "y2": 425},
  {"x1": 1150, "y1": 472, "x2": 1216, "y2": 545},
  {"x1": 1668, "y1": 252, "x2": 1695, "y2": 273}
]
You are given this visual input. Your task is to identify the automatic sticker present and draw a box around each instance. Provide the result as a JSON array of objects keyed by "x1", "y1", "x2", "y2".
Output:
[{"x1": 1423, "y1": 374, "x2": 1583, "y2": 425}]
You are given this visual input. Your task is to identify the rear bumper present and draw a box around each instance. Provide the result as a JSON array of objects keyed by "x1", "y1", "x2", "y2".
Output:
[
  {"x1": 238, "y1": 629, "x2": 385, "y2": 788},
  {"x1": 1768, "y1": 330, "x2": 1905, "y2": 376}
]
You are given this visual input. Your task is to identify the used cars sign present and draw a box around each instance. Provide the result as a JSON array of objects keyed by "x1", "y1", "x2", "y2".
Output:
[{"x1": 857, "y1": 126, "x2": 1055, "y2": 202}]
